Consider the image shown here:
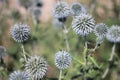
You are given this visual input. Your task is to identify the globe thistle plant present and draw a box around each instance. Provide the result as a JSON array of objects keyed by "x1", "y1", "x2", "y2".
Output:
[
  {"x1": 55, "y1": 50, "x2": 71, "y2": 70},
  {"x1": 71, "y1": 13, "x2": 95, "y2": 36},
  {"x1": 9, "y1": 71, "x2": 30, "y2": 80},
  {"x1": 10, "y1": 23, "x2": 30, "y2": 43},
  {"x1": 25, "y1": 56, "x2": 48, "y2": 80},
  {"x1": 94, "y1": 23, "x2": 108, "y2": 37},
  {"x1": 70, "y1": 2, "x2": 87, "y2": 16},
  {"x1": 52, "y1": 1, "x2": 70, "y2": 18},
  {"x1": 0, "y1": 46, "x2": 6, "y2": 59},
  {"x1": 106, "y1": 25, "x2": 120, "y2": 43}
]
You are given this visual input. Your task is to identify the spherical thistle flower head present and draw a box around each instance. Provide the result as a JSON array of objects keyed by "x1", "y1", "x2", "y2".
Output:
[
  {"x1": 25, "y1": 56, "x2": 48, "y2": 80},
  {"x1": 55, "y1": 50, "x2": 72, "y2": 70},
  {"x1": 52, "y1": 1, "x2": 70, "y2": 18},
  {"x1": 30, "y1": 6, "x2": 41, "y2": 21},
  {"x1": 52, "y1": 18, "x2": 64, "y2": 29},
  {"x1": 9, "y1": 71, "x2": 30, "y2": 80},
  {"x1": 10, "y1": 23, "x2": 30, "y2": 43},
  {"x1": 106, "y1": 25, "x2": 120, "y2": 43},
  {"x1": 0, "y1": 46, "x2": 6, "y2": 59},
  {"x1": 71, "y1": 13, "x2": 95, "y2": 36},
  {"x1": 94, "y1": 23, "x2": 108, "y2": 37},
  {"x1": 70, "y1": 2, "x2": 87, "y2": 16}
]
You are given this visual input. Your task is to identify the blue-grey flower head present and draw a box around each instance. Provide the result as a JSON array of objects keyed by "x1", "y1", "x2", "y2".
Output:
[
  {"x1": 10, "y1": 23, "x2": 30, "y2": 43},
  {"x1": 25, "y1": 56, "x2": 48, "y2": 80},
  {"x1": 106, "y1": 25, "x2": 120, "y2": 43},
  {"x1": 55, "y1": 50, "x2": 71, "y2": 70},
  {"x1": 9, "y1": 71, "x2": 30, "y2": 80},
  {"x1": 0, "y1": 46, "x2": 6, "y2": 59},
  {"x1": 52, "y1": 1, "x2": 70, "y2": 18},
  {"x1": 52, "y1": 18, "x2": 64, "y2": 29},
  {"x1": 33, "y1": 0, "x2": 43, "y2": 7},
  {"x1": 94, "y1": 23, "x2": 108, "y2": 37},
  {"x1": 18, "y1": 0, "x2": 33, "y2": 9},
  {"x1": 30, "y1": 6, "x2": 41, "y2": 21},
  {"x1": 71, "y1": 13, "x2": 95, "y2": 36},
  {"x1": 70, "y1": 2, "x2": 87, "y2": 16}
]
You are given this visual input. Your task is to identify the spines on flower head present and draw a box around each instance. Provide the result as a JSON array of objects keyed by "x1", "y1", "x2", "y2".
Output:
[
  {"x1": 25, "y1": 56, "x2": 48, "y2": 80},
  {"x1": 0, "y1": 46, "x2": 6, "y2": 59},
  {"x1": 55, "y1": 50, "x2": 71, "y2": 70},
  {"x1": 94, "y1": 23, "x2": 108, "y2": 37},
  {"x1": 106, "y1": 25, "x2": 120, "y2": 43},
  {"x1": 10, "y1": 23, "x2": 30, "y2": 43},
  {"x1": 70, "y1": 2, "x2": 87, "y2": 16},
  {"x1": 9, "y1": 70, "x2": 30, "y2": 80},
  {"x1": 52, "y1": 1, "x2": 70, "y2": 18},
  {"x1": 71, "y1": 13, "x2": 95, "y2": 36}
]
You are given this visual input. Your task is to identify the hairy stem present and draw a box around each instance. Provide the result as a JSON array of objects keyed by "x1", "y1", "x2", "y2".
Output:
[
  {"x1": 102, "y1": 43, "x2": 116, "y2": 79},
  {"x1": 21, "y1": 44, "x2": 27, "y2": 61},
  {"x1": 83, "y1": 41, "x2": 88, "y2": 80},
  {"x1": 59, "y1": 70, "x2": 62, "y2": 80},
  {"x1": 63, "y1": 25, "x2": 70, "y2": 52}
]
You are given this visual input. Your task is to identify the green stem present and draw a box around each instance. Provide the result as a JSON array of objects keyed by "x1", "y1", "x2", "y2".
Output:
[
  {"x1": 21, "y1": 44, "x2": 27, "y2": 62},
  {"x1": 83, "y1": 41, "x2": 88, "y2": 80},
  {"x1": 102, "y1": 43, "x2": 116, "y2": 79},
  {"x1": 63, "y1": 25, "x2": 70, "y2": 52},
  {"x1": 59, "y1": 70, "x2": 62, "y2": 80}
]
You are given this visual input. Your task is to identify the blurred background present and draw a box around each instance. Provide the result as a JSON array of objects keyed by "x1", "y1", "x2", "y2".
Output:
[{"x1": 0, "y1": 0, "x2": 120, "y2": 80}]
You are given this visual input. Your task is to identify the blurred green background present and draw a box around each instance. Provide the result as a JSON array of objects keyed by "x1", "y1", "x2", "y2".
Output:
[{"x1": 0, "y1": 0, "x2": 120, "y2": 80}]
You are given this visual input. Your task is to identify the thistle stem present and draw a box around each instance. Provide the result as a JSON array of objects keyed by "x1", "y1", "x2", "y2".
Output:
[
  {"x1": 102, "y1": 43, "x2": 116, "y2": 79},
  {"x1": 21, "y1": 44, "x2": 27, "y2": 61},
  {"x1": 63, "y1": 25, "x2": 70, "y2": 52},
  {"x1": 59, "y1": 70, "x2": 62, "y2": 80},
  {"x1": 83, "y1": 41, "x2": 88, "y2": 80}
]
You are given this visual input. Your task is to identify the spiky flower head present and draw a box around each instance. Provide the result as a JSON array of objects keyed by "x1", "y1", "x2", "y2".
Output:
[
  {"x1": 9, "y1": 71, "x2": 30, "y2": 80},
  {"x1": 55, "y1": 50, "x2": 71, "y2": 70},
  {"x1": 70, "y1": 2, "x2": 87, "y2": 16},
  {"x1": 106, "y1": 25, "x2": 120, "y2": 43},
  {"x1": 10, "y1": 23, "x2": 30, "y2": 43},
  {"x1": 94, "y1": 23, "x2": 108, "y2": 37},
  {"x1": 25, "y1": 56, "x2": 48, "y2": 80},
  {"x1": 71, "y1": 13, "x2": 95, "y2": 36},
  {"x1": 0, "y1": 46, "x2": 6, "y2": 59},
  {"x1": 52, "y1": 1, "x2": 70, "y2": 18}
]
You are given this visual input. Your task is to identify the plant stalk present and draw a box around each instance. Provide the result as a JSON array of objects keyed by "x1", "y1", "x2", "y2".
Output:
[
  {"x1": 21, "y1": 44, "x2": 27, "y2": 61},
  {"x1": 102, "y1": 43, "x2": 116, "y2": 79},
  {"x1": 59, "y1": 70, "x2": 62, "y2": 80}
]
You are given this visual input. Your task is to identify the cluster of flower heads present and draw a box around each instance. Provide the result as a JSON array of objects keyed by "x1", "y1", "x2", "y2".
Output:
[
  {"x1": 71, "y1": 13, "x2": 95, "y2": 36},
  {"x1": 106, "y1": 25, "x2": 120, "y2": 43},
  {"x1": 55, "y1": 50, "x2": 71, "y2": 70},
  {"x1": 0, "y1": 46, "x2": 6, "y2": 60},
  {"x1": 9, "y1": 71, "x2": 30, "y2": 80},
  {"x1": 10, "y1": 23, "x2": 30, "y2": 43},
  {"x1": 24, "y1": 56, "x2": 48, "y2": 80}
]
